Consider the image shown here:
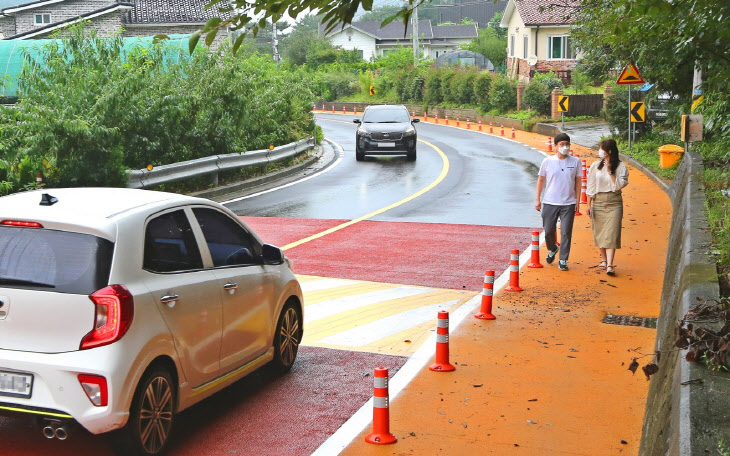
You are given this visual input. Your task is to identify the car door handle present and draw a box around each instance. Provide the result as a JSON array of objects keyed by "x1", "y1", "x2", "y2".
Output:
[
  {"x1": 160, "y1": 294, "x2": 179, "y2": 307},
  {"x1": 223, "y1": 282, "x2": 238, "y2": 290}
]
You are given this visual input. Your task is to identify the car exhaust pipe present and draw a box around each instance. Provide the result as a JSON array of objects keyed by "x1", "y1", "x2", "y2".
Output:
[
  {"x1": 55, "y1": 424, "x2": 71, "y2": 440},
  {"x1": 42, "y1": 423, "x2": 57, "y2": 439}
]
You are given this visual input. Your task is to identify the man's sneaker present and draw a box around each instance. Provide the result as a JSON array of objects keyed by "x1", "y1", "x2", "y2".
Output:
[
  {"x1": 559, "y1": 260, "x2": 569, "y2": 271},
  {"x1": 546, "y1": 247, "x2": 558, "y2": 264}
]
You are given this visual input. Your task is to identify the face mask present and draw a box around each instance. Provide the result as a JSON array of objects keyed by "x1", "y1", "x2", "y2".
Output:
[
  {"x1": 598, "y1": 149, "x2": 605, "y2": 158},
  {"x1": 558, "y1": 146, "x2": 569, "y2": 155}
]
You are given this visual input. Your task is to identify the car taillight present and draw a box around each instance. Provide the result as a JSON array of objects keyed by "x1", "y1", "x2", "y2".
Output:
[
  {"x1": 78, "y1": 374, "x2": 108, "y2": 407},
  {"x1": 1, "y1": 220, "x2": 43, "y2": 228},
  {"x1": 80, "y1": 285, "x2": 134, "y2": 350}
]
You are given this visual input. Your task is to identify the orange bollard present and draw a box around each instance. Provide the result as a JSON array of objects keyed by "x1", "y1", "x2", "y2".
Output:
[
  {"x1": 467, "y1": 118, "x2": 471, "y2": 129},
  {"x1": 478, "y1": 120, "x2": 482, "y2": 131},
  {"x1": 505, "y1": 249, "x2": 523, "y2": 292},
  {"x1": 424, "y1": 111, "x2": 428, "y2": 122},
  {"x1": 354, "y1": 106, "x2": 358, "y2": 115},
  {"x1": 581, "y1": 159, "x2": 587, "y2": 179},
  {"x1": 36, "y1": 172, "x2": 43, "y2": 188},
  {"x1": 547, "y1": 138, "x2": 553, "y2": 153},
  {"x1": 489, "y1": 121, "x2": 493, "y2": 133},
  {"x1": 343, "y1": 106, "x2": 346, "y2": 115},
  {"x1": 581, "y1": 177, "x2": 588, "y2": 204},
  {"x1": 569, "y1": 148, "x2": 574, "y2": 156},
  {"x1": 475, "y1": 270, "x2": 496, "y2": 320},
  {"x1": 445, "y1": 114, "x2": 449, "y2": 125},
  {"x1": 429, "y1": 310, "x2": 456, "y2": 372},
  {"x1": 364, "y1": 367, "x2": 397, "y2": 445},
  {"x1": 456, "y1": 116, "x2": 460, "y2": 127},
  {"x1": 511, "y1": 126, "x2": 516, "y2": 138},
  {"x1": 331, "y1": 104, "x2": 335, "y2": 114},
  {"x1": 435, "y1": 113, "x2": 439, "y2": 123},
  {"x1": 527, "y1": 231, "x2": 543, "y2": 268},
  {"x1": 500, "y1": 123, "x2": 505, "y2": 136},
  {"x1": 322, "y1": 104, "x2": 325, "y2": 111}
]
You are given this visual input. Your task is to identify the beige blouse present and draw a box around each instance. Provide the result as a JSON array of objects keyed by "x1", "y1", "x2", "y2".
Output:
[{"x1": 586, "y1": 160, "x2": 629, "y2": 197}]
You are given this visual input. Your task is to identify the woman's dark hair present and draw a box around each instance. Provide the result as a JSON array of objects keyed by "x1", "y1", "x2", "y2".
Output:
[{"x1": 598, "y1": 139, "x2": 621, "y2": 174}]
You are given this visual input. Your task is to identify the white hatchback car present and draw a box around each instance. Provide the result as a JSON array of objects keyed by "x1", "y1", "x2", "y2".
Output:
[{"x1": 0, "y1": 188, "x2": 303, "y2": 455}]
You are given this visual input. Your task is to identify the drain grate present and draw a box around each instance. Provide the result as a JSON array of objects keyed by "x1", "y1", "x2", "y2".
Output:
[{"x1": 602, "y1": 314, "x2": 658, "y2": 328}]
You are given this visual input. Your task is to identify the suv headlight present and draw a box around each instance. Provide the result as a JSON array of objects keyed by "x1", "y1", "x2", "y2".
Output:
[
  {"x1": 358, "y1": 129, "x2": 371, "y2": 139},
  {"x1": 403, "y1": 126, "x2": 416, "y2": 136}
]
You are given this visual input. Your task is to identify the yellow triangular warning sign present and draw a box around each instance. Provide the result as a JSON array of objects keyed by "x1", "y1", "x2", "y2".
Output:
[{"x1": 617, "y1": 63, "x2": 645, "y2": 85}]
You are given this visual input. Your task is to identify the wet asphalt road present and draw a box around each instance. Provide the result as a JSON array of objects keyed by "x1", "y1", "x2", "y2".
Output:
[{"x1": 225, "y1": 114, "x2": 544, "y2": 228}]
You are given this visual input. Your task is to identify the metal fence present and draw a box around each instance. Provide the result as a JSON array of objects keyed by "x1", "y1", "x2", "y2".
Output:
[{"x1": 126, "y1": 137, "x2": 315, "y2": 189}]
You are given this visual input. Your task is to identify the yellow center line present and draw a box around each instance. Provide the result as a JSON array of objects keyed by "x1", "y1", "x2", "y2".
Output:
[{"x1": 282, "y1": 139, "x2": 449, "y2": 251}]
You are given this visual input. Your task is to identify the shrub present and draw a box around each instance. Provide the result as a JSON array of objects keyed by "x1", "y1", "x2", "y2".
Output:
[
  {"x1": 522, "y1": 80, "x2": 551, "y2": 115},
  {"x1": 489, "y1": 74, "x2": 516, "y2": 113},
  {"x1": 440, "y1": 69, "x2": 457, "y2": 104},
  {"x1": 473, "y1": 71, "x2": 492, "y2": 112},
  {"x1": 532, "y1": 71, "x2": 563, "y2": 93},
  {"x1": 424, "y1": 67, "x2": 443, "y2": 105}
]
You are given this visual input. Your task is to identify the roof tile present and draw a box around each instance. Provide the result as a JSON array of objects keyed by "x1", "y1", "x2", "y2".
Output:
[
  {"x1": 123, "y1": 0, "x2": 234, "y2": 25},
  {"x1": 514, "y1": 0, "x2": 579, "y2": 25}
]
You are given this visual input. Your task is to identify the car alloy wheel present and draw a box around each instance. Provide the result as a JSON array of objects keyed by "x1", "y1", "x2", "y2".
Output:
[
  {"x1": 121, "y1": 368, "x2": 176, "y2": 456},
  {"x1": 271, "y1": 303, "x2": 302, "y2": 373}
]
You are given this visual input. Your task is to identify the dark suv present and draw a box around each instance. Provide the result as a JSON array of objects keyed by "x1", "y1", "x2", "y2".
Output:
[{"x1": 353, "y1": 105, "x2": 419, "y2": 161}]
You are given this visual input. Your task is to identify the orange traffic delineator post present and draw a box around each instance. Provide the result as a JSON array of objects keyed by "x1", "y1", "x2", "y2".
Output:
[
  {"x1": 424, "y1": 111, "x2": 428, "y2": 121},
  {"x1": 343, "y1": 106, "x2": 346, "y2": 114},
  {"x1": 412, "y1": 110, "x2": 415, "y2": 118},
  {"x1": 582, "y1": 159, "x2": 587, "y2": 179},
  {"x1": 445, "y1": 114, "x2": 449, "y2": 125},
  {"x1": 321, "y1": 104, "x2": 325, "y2": 111},
  {"x1": 478, "y1": 120, "x2": 482, "y2": 131},
  {"x1": 569, "y1": 148, "x2": 574, "y2": 156},
  {"x1": 489, "y1": 121, "x2": 493, "y2": 133},
  {"x1": 36, "y1": 172, "x2": 43, "y2": 188},
  {"x1": 505, "y1": 249, "x2": 523, "y2": 292},
  {"x1": 527, "y1": 231, "x2": 543, "y2": 268},
  {"x1": 580, "y1": 177, "x2": 588, "y2": 204},
  {"x1": 466, "y1": 118, "x2": 471, "y2": 129},
  {"x1": 547, "y1": 138, "x2": 553, "y2": 153},
  {"x1": 331, "y1": 105, "x2": 335, "y2": 113},
  {"x1": 511, "y1": 126, "x2": 516, "y2": 138},
  {"x1": 429, "y1": 310, "x2": 456, "y2": 372},
  {"x1": 435, "y1": 113, "x2": 439, "y2": 123},
  {"x1": 364, "y1": 367, "x2": 397, "y2": 445},
  {"x1": 456, "y1": 116, "x2": 460, "y2": 127},
  {"x1": 475, "y1": 270, "x2": 496, "y2": 320},
  {"x1": 500, "y1": 123, "x2": 505, "y2": 136}
]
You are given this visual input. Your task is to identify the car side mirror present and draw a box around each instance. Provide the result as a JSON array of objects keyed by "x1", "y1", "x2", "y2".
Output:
[
  {"x1": 353, "y1": 119, "x2": 361, "y2": 124},
  {"x1": 261, "y1": 244, "x2": 284, "y2": 265},
  {"x1": 412, "y1": 118, "x2": 420, "y2": 123}
]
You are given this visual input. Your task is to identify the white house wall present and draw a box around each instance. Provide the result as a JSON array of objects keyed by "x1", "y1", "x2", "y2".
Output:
[{"x1": 328, "y1": 28, "x2": 376, "y2": 61}]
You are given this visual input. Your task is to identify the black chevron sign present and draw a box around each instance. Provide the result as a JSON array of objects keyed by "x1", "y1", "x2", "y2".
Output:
[
  {"x1": 558, "y1": 96, "x2": 569, "y2": 112},
  {"x1": 630, "y1": 101, "x2": 646, "y2": 122}
]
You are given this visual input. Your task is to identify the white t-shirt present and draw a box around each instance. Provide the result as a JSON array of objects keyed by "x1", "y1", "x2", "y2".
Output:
[{"x1": 538, "y1": 154, "x2": 581, "y2": 206}]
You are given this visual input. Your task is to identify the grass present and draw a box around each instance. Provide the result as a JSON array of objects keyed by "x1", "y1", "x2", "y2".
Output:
[{"x1": 616, "y1": 132, "x2": 682, "y2": 180}]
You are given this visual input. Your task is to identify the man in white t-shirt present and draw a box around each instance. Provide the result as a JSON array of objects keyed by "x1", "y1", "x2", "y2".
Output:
[{"x1": 534, "y1": 133, "x2": 582, "y2": 271}]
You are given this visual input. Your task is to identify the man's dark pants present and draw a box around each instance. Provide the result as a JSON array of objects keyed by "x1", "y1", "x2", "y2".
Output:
[{"x1": 541, "y1": 203, "x2": 576, "y2": 262}]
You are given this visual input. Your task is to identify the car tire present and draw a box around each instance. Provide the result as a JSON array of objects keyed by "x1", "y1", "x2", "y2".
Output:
[
  {"x1": 114, "y1": 367, "x2": 176, "y2": 456},
  {"x1": 356, "y1": 147, "x2": 365, "y2": 161},
  {"x1": 269, "y1": 301, "x2": 302, "y2": 374},
  {"x1": 407, "y1": 148, "x2": 417, "y2": 161}
]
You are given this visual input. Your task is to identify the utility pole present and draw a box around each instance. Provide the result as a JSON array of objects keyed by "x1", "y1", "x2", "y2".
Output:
[
  {"x1": 412, "y1": 6, "x2": 419, "y2": 63},
  {"x1": 272, "y1": 22, "x2": 281, "y2": 66}
]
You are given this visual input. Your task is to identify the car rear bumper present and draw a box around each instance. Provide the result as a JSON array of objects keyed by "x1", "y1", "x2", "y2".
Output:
[{"x1": 0, "y1": 346, "x2": 131, "y2": 434}]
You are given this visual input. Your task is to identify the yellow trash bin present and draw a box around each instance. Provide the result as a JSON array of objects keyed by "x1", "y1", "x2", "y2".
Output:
[{"x1": 658, "y1": 144, "x2": 685, "y2": 168}]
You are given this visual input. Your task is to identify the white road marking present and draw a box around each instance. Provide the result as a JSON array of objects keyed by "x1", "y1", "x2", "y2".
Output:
[
  {"x1": 304, "y1": 286, "x2": 434, "y2": 323},
  {"x1": 220, "y1": 138, "x2": 344, "y2": 204},
  {"x1": 317, "y1": 299, "x2": 461, "y2": 347}
]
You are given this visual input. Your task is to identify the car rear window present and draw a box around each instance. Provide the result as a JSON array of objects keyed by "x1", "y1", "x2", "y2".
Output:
[{"x1": 0, "y1": 226, "x2": 113, "y2": 294}]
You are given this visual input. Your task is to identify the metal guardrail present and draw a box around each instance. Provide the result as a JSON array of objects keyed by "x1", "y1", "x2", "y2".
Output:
[{"x1": 126, "y1": 137, "x2": 315, "y2": 189}]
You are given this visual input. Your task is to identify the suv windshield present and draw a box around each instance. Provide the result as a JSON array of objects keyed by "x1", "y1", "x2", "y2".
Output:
[
  {"x1": 362, "y1": 108, "x2": 410, "y2": 123},
  {"x1": 0, "y1": 227, "x2": 113, "y2": 294}
]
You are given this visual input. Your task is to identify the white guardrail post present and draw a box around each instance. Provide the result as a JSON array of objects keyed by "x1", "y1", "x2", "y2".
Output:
[{"x1": 126, "y1": 137, "x2": 315, "y2": 189}]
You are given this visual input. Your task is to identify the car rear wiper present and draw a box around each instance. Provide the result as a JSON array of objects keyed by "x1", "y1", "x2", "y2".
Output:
[{"x1": 0, "y1": 277, "x2": 55, "y2": 288}]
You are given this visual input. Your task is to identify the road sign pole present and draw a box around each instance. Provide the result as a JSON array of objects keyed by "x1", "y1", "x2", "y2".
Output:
[
  {"x1": 561, "y1": 112, "x2": 564, "y2": 130},
  {"x1": 628, "y1": 85, "x2": 632, "y2": 150}
]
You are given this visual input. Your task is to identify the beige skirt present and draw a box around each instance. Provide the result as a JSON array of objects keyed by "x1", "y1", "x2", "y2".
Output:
[{"x1": 591, "y1": 191, "x2": 623, "y2": 249}]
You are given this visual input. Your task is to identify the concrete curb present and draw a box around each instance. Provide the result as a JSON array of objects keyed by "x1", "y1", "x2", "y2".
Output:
[
  {"x1": 189, "y1": 147, "x2": 323, "y2": 200},
  {"x1": 640, "y1": 149, "x2": 729, "y2": 455}
]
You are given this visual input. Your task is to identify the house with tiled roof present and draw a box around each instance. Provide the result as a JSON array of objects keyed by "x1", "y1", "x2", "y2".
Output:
[
  {"x1": 0, "y1": 0, "x2": 230, "y2": 45},
  {"x1": 499, "y1": 0, "x2": 582, "y2": 83},
  {"x1": 323, "y1": 20, "x2": 478, "y2": 61}
]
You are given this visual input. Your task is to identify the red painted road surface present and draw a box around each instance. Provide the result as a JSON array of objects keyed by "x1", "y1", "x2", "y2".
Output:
[
  {"x1": 0, "y1": 348, "x2": 406, "y2": 456},
  {"x1": 243, "y1": 217, "x2": 539, "y2": 291}
]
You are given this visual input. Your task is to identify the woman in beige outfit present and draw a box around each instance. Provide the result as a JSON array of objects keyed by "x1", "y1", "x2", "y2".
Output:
[{"x1": 586, "y1": 139, "x2": 629, "y2": 276}]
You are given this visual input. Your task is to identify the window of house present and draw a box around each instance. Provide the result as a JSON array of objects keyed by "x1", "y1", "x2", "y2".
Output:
[
  {"x1": 34, "y1": 14, "x2": 51, "y2": 26},
  {"x1": 547, "y1": 35, "x2": 576, "y2": 60},
  {"x1": 510, "y1": 35, "x2": 515, "y2": 57},
  {"x1": 523, "y1": 35, "x2": 528, "y2": 59},
  {"x1": 357, "y1": 49, "x2": 364, "y2": 59}
]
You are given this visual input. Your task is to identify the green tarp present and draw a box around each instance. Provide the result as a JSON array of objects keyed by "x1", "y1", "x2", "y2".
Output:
[{"x1": 0, "y1": 34, "x2": 191, "y2": 98}]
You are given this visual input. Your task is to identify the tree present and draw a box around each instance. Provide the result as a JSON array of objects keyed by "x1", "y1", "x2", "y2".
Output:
[
  {"x1": 358, "y1": 5, "x2": 402, "y2": 22},
  {"x1": 463, "y1": 27, "x2": 506, "y2": 68},
  {"x1": 570, "y1": 0, "x2": 730, "y2": 134}
]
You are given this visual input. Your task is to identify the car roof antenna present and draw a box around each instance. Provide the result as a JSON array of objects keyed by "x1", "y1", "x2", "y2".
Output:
[{"x1": 40, "y1": 193, "x2": 58, "y2": 206}]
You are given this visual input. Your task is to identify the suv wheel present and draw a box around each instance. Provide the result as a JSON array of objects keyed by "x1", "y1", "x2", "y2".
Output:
[
  {"x1": 269, "y1": 302, "x2": 302, "y2": 374},
  {"x1": 356, "y1": 147, "x2": 365, "y2": 161},
  {"x1": 115, "y1": 368, "x2": 176, "y2": 456}
]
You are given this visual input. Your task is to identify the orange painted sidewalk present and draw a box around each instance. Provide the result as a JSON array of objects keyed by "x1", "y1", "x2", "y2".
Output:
[{"x1": 340, "y1": 120, "x2": 672, "y2": 455}]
